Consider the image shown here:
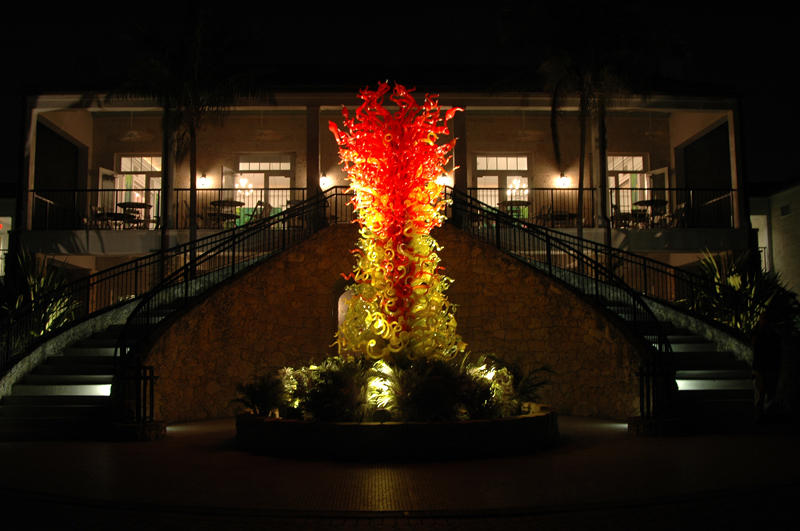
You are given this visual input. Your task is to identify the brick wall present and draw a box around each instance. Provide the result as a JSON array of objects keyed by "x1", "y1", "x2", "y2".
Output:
[{"x1": 144, "y1": 223, "x2": 646, "y2": 423}]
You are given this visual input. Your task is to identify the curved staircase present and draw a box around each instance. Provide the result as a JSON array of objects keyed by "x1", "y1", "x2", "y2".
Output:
[
  {"x1": 1, "y1": 188, "x2": 756, "y2": 439},
  {"x1": 0, "y1": 326, "x2": 118, "y2": 441}
]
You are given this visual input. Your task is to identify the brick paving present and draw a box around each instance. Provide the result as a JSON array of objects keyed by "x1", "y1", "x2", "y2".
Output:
[{"x1": 1, "y1": 416, "x2": 798, "y2": 530}]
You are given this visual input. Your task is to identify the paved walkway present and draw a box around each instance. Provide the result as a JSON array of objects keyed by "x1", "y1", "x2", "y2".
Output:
[{"x1": 1, "y1": 416, "x2": 798, "y2": 530}]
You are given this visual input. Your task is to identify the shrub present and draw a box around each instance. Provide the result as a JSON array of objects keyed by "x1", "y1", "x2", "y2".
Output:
[
  {"x1": 233, "y1": 353, "x2": 552, "y2": 422},
  {"x1": 229, "y1": 371, "x2": 289, "y2": 416},
  {"x1": 298, "y1": 356, "x2": 375, "y2": 422}
]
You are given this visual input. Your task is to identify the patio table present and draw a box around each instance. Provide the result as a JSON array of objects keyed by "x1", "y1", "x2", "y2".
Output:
[
  {"x1": 633, "y1": 199, "x2": 668, "y2": 228},
  {"x1": 117, "y1": 202, "x2": 152, "y2": 229}
]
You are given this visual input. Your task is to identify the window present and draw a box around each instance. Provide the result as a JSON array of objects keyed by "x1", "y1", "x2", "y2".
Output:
[
  {"x1": 238, "y1": 153, "x2": 292, "y2": 172},
  {"x1": 111, "y1": 155, "x2": 162, "y2": 224},
  {"x1": 608, "y1": 154, "x2": 649, "y2": 213},
  {"x1": 473, "y1": 154, "x2": 531, "y2": 208},
  {"x1": 120, "y1": 156, "x2": 161, "y2": 173},
  {"x1": 236, "y1": 153, "x2": 296, "y2": 211}
]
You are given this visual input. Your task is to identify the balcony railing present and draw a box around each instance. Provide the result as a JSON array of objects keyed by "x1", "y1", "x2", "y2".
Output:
[
  {"x1": 174, "y1": 188, "x2": 307, "y2": 229},
  {"x1": 609, "y1": 188, "x2": 737, "y2": 229},
  {"x1": 468, "y1": 188, "x2": 596, "y2": 228},
  {"x1": 28, "y1": 186, "x2": 739, "y2": 231},
  {"x1": 29, "y1": 188, "x2": 308, "y2": 231},
  {"x1": 2, "y1": 187, "x2": 358, "y2": 371}
]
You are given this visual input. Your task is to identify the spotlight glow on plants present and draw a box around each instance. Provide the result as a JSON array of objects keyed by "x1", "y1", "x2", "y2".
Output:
[{"x1": 329, "y1": 82, "x2": 466, "y2": 360}]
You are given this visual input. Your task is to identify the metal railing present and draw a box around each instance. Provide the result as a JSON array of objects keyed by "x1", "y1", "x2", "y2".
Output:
[
  {"x1": 609, "y1": 187, "x2": 737, "y2": 229},
  {"x1": 174, "y1": 188, "x2": 307, "y2": 229},
  {"x1": 114, "y1": 190, "x2": 342, "y2": 421},
  {"x1": 27, "y1": 188, "x2": 309, "y2": 231},
  {"x1": 448, "y1": 189, "x2": 674, "y2": 417},
  {"x1": 1, "y1": 191, "x2": 340, "y2": 373},
  {"x1": 468, "y1": 187, "x2": 596, "y2": 228}
]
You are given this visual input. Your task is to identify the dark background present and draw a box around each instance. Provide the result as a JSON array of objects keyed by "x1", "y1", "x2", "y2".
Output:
[{"x1": 1, "y1": 2, "x2": 794, "y2": 193}]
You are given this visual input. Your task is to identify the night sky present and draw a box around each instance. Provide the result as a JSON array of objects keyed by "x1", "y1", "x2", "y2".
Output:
[{"x1": 1, "y1": 2, "x2": 794, "y2": 190}]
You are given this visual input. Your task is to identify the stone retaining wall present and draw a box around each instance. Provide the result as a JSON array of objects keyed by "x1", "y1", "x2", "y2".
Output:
[{"x1": 144, "y1": 223, "x2": 647, "y2": 423}]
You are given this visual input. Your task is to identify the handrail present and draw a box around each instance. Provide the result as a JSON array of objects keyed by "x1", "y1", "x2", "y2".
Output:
[
  {"x1": 451, "y1": 188, "x2": 749, "y2": 335},
  {"x1": 0, "y1": 188, "x2": 349, "y2": 374},
  {"x1": 447, "y1": 188, "x2": 674, "y2": 417},
  {"x1": 112, "y1": 189, "x2": 341, "y2": 421}
]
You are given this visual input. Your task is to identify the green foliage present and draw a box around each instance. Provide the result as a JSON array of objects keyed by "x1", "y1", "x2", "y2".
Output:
[
  {"x1": 229, "y1": 372, "x2": 289, "y2": 416},
  {"x1": 298, "y1": 356, "x2": 376, "y2": 423},
  {"x1": 487, "y1": 355, "x2": 553, "y2": 417},
  {"x1": 687, "y1": 249, "x2": 800, "y2": 336},
  {"x1": 387, "y1": 352, "x2": 465, "y2": 422},
  {"x1": 234, "y1": 353, "x2": 553, "y2": 423},
  {"x1": 1, "y1": 249, "x2": 78, "y2": 337}
]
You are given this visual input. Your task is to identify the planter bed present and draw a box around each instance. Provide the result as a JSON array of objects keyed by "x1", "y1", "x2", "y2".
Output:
[{"x1": 235, "y1": 408, "x2": 559, "y2": 462}]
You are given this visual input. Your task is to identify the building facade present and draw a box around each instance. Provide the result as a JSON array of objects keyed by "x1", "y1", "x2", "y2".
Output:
[{"x1": 14, "y1": 88, "x2": 752, "y2": 280}]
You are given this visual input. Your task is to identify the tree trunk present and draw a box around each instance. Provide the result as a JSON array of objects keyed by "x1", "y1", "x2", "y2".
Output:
[
  {"x1": 577, "y1": 92, "x2": 588, "y2": 242},
  {"x1": 160, "y1": 103, "x2": 173, "y2": 282},
  {"x1": 189, "y1": 125, "x2": 197, "y2": 279},
  {"x1": 598, "y1": 105, "x2": 611, "y2": 249}
]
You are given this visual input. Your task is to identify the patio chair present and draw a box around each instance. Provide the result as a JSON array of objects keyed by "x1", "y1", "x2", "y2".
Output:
[
  {"x1": 612, "y1": 204, "x2": 631, "y2": 229},
  {"x1": 245, "y1": 200, "x2": 270, "y2": 223},
  {"x1": 534, "y1": 204, "x2": 553, "y2": 227},
  {"x1": 90, "y1": 206, "x2": 109, "y2": 229},
  {"x1": 183, "y1": 200, "x2": 204, "y2": 228},
  {"x1": 667, "y1": 202, "x2": 687, "y2": 228}
]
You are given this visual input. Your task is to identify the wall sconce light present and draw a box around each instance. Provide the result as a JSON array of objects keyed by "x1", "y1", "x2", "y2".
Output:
[
  {"x1": 320, "y1": 173, "x2": 331, "y2": 190},
  {"x1": 197, "y1": 173, "x2": 210, "y2": 188},
  {"x1": 557, "y1": 173, "x2": 571, "y2": 188}
]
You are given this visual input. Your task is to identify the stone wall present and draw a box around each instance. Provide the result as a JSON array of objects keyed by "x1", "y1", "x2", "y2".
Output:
[
  {"x1": 144, "y1": 223, "x2": 647, "y2": 423},
  {"x1": 435, "y1": 225, "x2": 645, "y2": 420}
]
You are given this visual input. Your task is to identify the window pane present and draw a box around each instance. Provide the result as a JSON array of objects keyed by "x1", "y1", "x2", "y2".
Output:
[
  {"x1": 633, "y1": 156, "x2": 644, "y2": 171},
  {"x1": 487, "y1": 157, "x2": 496, "y2": 170},
  {"x1": 517, "y1": 157, "x2": 528, "y2": 171},
  {"x1": 507, "y1": 157, "x2": 517, "y2": 170},
  {"x1": 132, "y1": 158, "x2": 142, "y2": 172},
  {"x1": 476, "y1": 157, "x2": 486, "y2": 170},
  {"x1": 623, "y1": 156, "x2": 633, "y2": 171},
  {"x1": 507, "y1": 176, "x2": 528, "y2": 188},
  {"x1": 477, "y1": 176, "x2": 498, "y2": 188},
  {"x1": 121, "y1": 158, "x2": 131, "y2": 172},
  {"x1": 497, "y1": 157, "x2": 507, "y2": 170}
]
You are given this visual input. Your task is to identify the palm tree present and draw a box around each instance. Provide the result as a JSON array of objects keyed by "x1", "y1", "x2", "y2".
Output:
[
  {"x1": 542, "y1": 50, "x2": 633, "y2": 243},
  {"x1": 108, "y1": 12, "x2": 274, "y2": 273}
]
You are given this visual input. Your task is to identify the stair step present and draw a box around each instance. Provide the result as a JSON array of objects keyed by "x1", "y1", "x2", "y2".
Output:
[
  {"x1": 64, "y1": 346, "x2": 116, "y2": 356},
  {"x1": 10, "y1": 384, "x2": 112, "y2": 396},
  {"x1": 677, "y1": 388, "x2": 752, "y2": 400},
  {"x1": 33, "y1": 364, "x2": 114, "y2": 375},
  {"x1": 21, "y1": 374, "x2": 114, "y2": 386},
  {"x1": 672, "y1": 350, "x2": 740, "y2": 362},
  {"x1": 44, "y1": 356, "x2": 115, "y2": 366},
  {"x1": 1, "y1": 395, "x2": 111, "y2": 406},
  {"x1": 0, "y1": 414, "x2": 109, "y2": 430},
  {"x1": 0, "y1": 404, "x2": 110, "y2": 418},
  {"x1": 676, "y1": 378, "x2": 751, "y2": 391},
  {"x1": 670, "y1": 342, "x2": 717, "y2": 352},
  {"x1": 675, "y1": 369, "x2": 752, "y2": 380},
  {"x1": 675, "y1": 359, "x2": 750, "y2": 371},
  {"x1": 666, "y1": 334, "x2": 709, "y2": 344}
]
